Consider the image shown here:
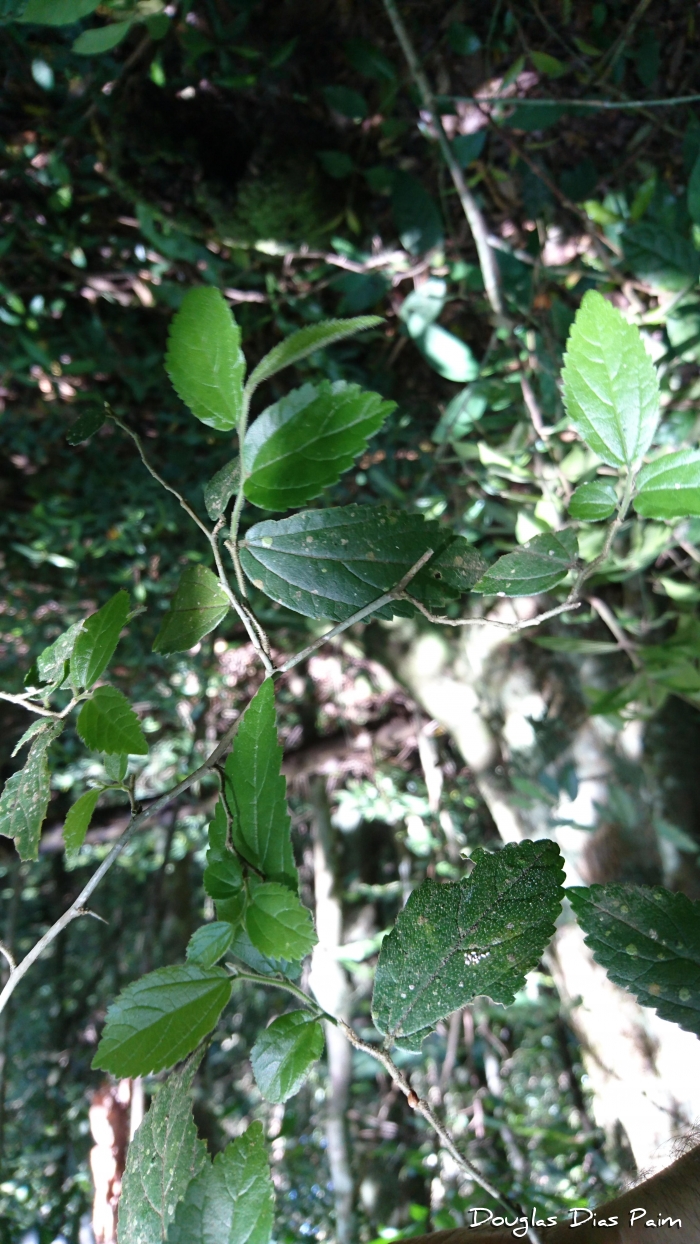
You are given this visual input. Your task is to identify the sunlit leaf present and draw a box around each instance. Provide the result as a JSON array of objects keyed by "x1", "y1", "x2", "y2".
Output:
[
  {"x1": 243, "y1": 381, "x2": 394, "y2": 510},
  {"x1": 93, "y1": 963, "x2": 232, "y2": 1077},
  {"x1": 166, "y1": 1122, "x2": 274, "y2": 1244},
  {"x1": 0, "y1": 722, "x2": 63, "y2": 861},
  {"x1": 245, "y1": 881, "x2": 317, "y2": 962},
  {"x1": 35, "y1": 620, "x2": 84, "y2": 685},
  {"x1": 186, "y1": 923, "x2": 236, "y2": 969},
  {"x1": 166, "y1": 287, "x2": 245, "y2": 431},
  {"x1": 246, "y1": 317, "x2": 380, "y2": 395},
  {"x1": 77, "y1": 685, "x2": 148, "y2": 755},
  {"x1": 250, "y1": 1011, "x2": 324, "y2": 1103},
  {"x1": 63, "y1": 788, "x2": 100, "y2": 854},
  {"x1": 71, "y1": 589, "x2": 130, "y2": 688},
  {"x1": 634, "y1": 449, "x2": 700, "y2": 518},
  {"x1": 118, "y1": 1054, "x2": 207, "y2": 1244},
  {"x1": 472, "y1": 529, "x2": 578, "y2": 596},
  {"x1": 562, "y1": 290, "x2": 659, "y2": 467},
  {"x1": 568, "y1": 479, "x2": 617, "y2": 521},
  {"x1": 223, "y1": 680, "x2": 297, "y2": 889}
]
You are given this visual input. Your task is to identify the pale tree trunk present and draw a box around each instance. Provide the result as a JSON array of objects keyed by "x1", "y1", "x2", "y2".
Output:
[
  {"x1": 308, "y1": 777, "x2": 355, "y2": 1244},
  {"x1": 393, "y1": 602, "x2": 700, "y2": 1177}
]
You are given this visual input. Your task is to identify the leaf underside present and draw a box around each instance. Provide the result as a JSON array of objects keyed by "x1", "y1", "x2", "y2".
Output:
[
  {"x1": 250, "y1": 1011, "x2": 324, "y2": 1103},
  {"x1": 472, "y1": 529, "x2": 578, "y2": 596},
  {"x1": 0, "y1": 722, "x2": 63, "y2": 861},
  {"x1": 153, "y1": 564, "x2": 230, "y2": 654},
  {"x1": 166, "y1": 1121, "x2": 274, "y2": 1244},
  {"x1": 246, "y1": 316, "x2": 381, "y2": 393}
]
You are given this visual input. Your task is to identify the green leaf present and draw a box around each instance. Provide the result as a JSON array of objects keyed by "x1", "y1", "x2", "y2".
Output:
[
  {"x1": 472, "y1": 529, "x2": 578, "y2": 596},
  {"x1": 153, "y1": 565, "x2": 230, "y2": 654},
  {"x1": 246, "y1": 317, "x2": 380, "y2": 395},
  {"x1": 323, "y1": 84, "x2": 368, "y2": 119},
  {"x1": 416, "y1": 537, "x2": 486, "y2": 593},
  {"x1": 93, "y1": 962, "x2": 232, "y2": 1077},
  {"x1": 77, "y1": 685, "x2": 148, "y2": 755},
  {"x1": 35, "y1": 620, "x2": 84, "y2": 685},
  {"x1": 243, "y1": 381, "x2": 394, "y2": 511},
  {"x1": 11, "y1": 718, "x2": 50, "y2": 758},
  {"x1": 415, "y1": 325, "x2": 478, "y2": 383},
  {"x1": 63, "y1": 788, "x2": 100, "y2": 854},
  {"x1": 562, "y1": 290, "x2": 660, "y2": 467},
  {"x1": 530, "y1": 50, "x2": 567, "y2": 76},
  {"x1": 165, "y1": 287, "x2": 245, "y2": 432},
  {"x1": 689, "y1": 154, "x2": 700, "y2": 226},
  {"x1": 634, "y1": 449, "x2": 700, "y2": 518},
  {"x1": 71, "y1": 589, "x2": 130, "y2": 688},
  {"x1": 623, "y1": 223, "x2": 700, "y2": 291},
  {"x1": 117, "y1": 1054, "x2": 207, "y2": 1244},
  {"x1": 19, "y1": 0, "x2": 99, "y2": 22},
  {"x1": 372, "y1": 840, "x2": 565, "y2": 1047},
  {"x1": 240, "y1": 505, "x2": 455, "y2": 622},
  {"x1": 204, "y1": 855, "x2": 244, "y2": 901},
  {"x1": 568, "y1": 883, "x2": 700, "y2": 1037},
  {"x1": 245, "y1": 882, "x2": 317, "y2": 962},
  {"x1": 391, "y1": 171, "x2": 444, "y2": 255},
  {"x1": 186, "y1": 922, "x2": 235, "y2": 969},
  {"x1": 66, "y1": 407, "x2": 106, "y2": 444},
  {"x1": 250, "y1": 1011, "x2": 324, "y2": 1103},
  {"x1": 73, "y1": 19, "x2": 132, "y2": 54},
  {"x1": 103, "y1": 752, "x2": 128, "y2": 781},
  {"x1": 204, "y1": 457, "x2": 240, "y2": 521},
  {"x1": 569, "y1": 479, "x2": 618, "y2": 521},
  {"x1": 203, "y1": 802, "x2": 246, "y2": 925},
  {"x1": 0, "y1": 723, "x2": 63, "y2": 861},
  {"x1": 166, "y1": 1121, "x2": 274, "y2": 1244},
  {"x1": 223, "y1": 680, "x2": 297, "y2": 889}
]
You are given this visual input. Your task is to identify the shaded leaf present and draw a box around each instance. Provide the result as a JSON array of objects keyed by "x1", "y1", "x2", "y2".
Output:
[
  {"x1": 323, "y1": 84, "x2": 367, "y2": 119},
  {"x1": 66, "y1": 407, "x2": 106, "y2": 444},
  {"x1": 73, "y1": 19, "x2": 132, "y2": 54},
  {"x1": 634, "y1": 449, "x2": 700, "y2": 518},
  {"x1": 103, "y1": 752, "x2": 128, "y2": 781},
  {"x1": 531, "y1": 636, "x2": 620, "y2": 655},
  {"x1": 372, "y1": 840, "x2": 564, "y2": 1046},
  {"x1": 223, "y1": 680, "x2": 296, "y2": 889},
  {"x1": 245, "y1": 881, "x2": 317, "y2": 961},
  {"x1": 19, "y1": 0, "x2": 99, "y2": 22},
  {"x1": 204, "y1": 855, "x2": 244, "y2": 902},
  {"x1": 166, "y1": 287, "x2": 245, "y2": 432},
  {"x1": 186, "y1": 922, "x2": 235, "y2": 969},
  {"x1": 166, "y1": 1121, "x2": 274, "y2": 1244},
  {"x1": 240, "y1": 505, "x2": 456, "y2": 622},
  {"x1": 117, "y1": 1054, "x2": 207, "y2": 1244},
  {"x1": 391, "y1": 171, "x2": 444, "y2": 255},
  {"x1": 689, "y1": 154, "x2": 700, "y2": 227},
  {"x1": 569, "y1": 883, "x2": 700, "y2": 1037},
  {"x1": 77, "y1": 685, "x2": 148, "y2": 755},
  {"x1": 93, "y1": 962, "x2": 232, "y2": 1077},
  {"x1": 71, "y1": 589, "x2": 130, "y2": 689},
  {"x1": 153, "y1": 565, "x2": 230, "y2": 654},
  {"x1": 63, "y1": 788, "x2": 100, "y2": 854},
  {"x1": 562, "y1": 290, "x2": 660, "y2": 467},
  {"x1": 204, "y1": 457, "x2": 240, "y2": 521},
  {"x1": 624, "y1": 223, "x2": 700, "y2": 291},
  {"x1": 243, "y1": 381, "x2": 394, "y2": 511},
  {"x1": 11, "y1": 718, "x2": 49, "y2": 758},
  {"x1": 246, "y1": 317, "x2": 380, "y2": 395},
  {"x1": 0, "y1": 722, "x2": 63, "y2": 861},
  {"x1": 251, "y1": 1011, "x2": 324, "y2": 1103},
  {"x1": 472, "y1": 530, "x2": 578, "y2": 596},
  {"x1": 569, "y1": 479, "x2": 617, "y2": 520}
]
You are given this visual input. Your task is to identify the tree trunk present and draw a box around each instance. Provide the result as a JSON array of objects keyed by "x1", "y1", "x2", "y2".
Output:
[
  {"x1": 308, "y1": 777, "x2": 355, "y2": 1244},
  {"x1": 392, "y1": 605, "x2": 700, "y2": 1176}
]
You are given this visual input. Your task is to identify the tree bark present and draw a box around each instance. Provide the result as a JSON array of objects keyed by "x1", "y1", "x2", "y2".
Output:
[{"x1": 308, "y1": 777, "x2": 355, "y2": 1244}]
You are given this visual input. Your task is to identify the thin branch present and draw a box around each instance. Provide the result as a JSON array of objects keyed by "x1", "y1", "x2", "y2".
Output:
[
  {"x1": 445, "y1": 91, "x2": 700, "y2": 110},
  {"x1": 0, "y1": 693, "x2": 60, "y2": 719},
  {"x1": 227, "y1": 391, "x2": 252, "y2": 599},
  {"x1": 382, "y1": 0, "x2": 505, "y2": 322},
  {"x1": 0, "y1": 945, "x2": 15, "y2": 974},
  {"x1": 275, "y1": 549, "x2": 434, "y2": 675},
  {"x1": 588, "y1": 596, "x2": 641, "y2": 669},
  {"x1": 227, "y1": 967, "x2": 334, "y2": 1023},
  {"x1": 337, "y1": 1021, "x2": 542, "y2": 1244},
  {"x1": 403, "y1": 596, "x2": 581, "y2": 632},
  {"x1": 108, "y1": 410, "x2": 273, "y2": 672},
  {"x1": 0, "y1": 710, "x2": 246, "y2": 1019}
]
